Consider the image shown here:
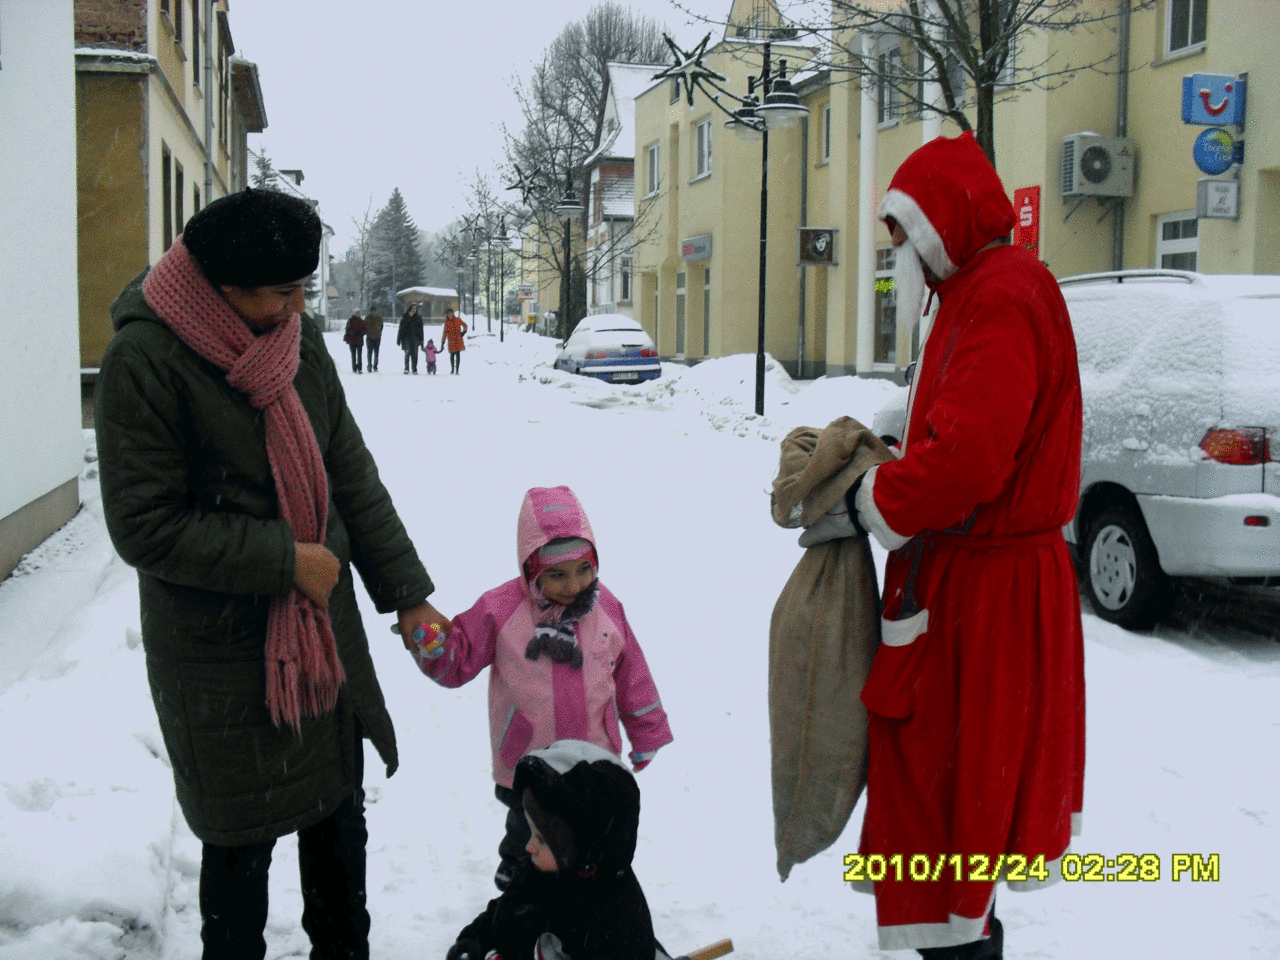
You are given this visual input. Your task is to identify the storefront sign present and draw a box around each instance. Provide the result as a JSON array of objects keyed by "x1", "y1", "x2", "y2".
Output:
[
  {"x1": 1197, "y1": 178, "x2": 1240, "y2": 220},
  {"x1": 797, "y1": 228, "x2": 837, "y2": 266},
  {"x1": 1012, "y1": 186, "x2": 1041, "y2": 256},
  {"x1": 1181, "y1": 73, "x2": 1247, "y2": 126},
  {"x1": 1193, "y1": 128, "x2": 1236, "y2": 176},
  {"x1": 681, "y1": 234, "x2": 713, "y2": 261}
]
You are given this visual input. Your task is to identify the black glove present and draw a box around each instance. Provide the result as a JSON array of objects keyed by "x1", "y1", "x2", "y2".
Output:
[{"x1": 447, "y1": 939, "x2": 484, "y2": 960}]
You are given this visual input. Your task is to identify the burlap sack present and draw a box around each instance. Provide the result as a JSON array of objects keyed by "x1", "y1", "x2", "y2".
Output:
[{"x1": 768, "y1": 419, "x2": 893, "y2": 880}]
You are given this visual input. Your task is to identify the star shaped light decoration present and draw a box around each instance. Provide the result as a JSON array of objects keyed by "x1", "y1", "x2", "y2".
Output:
[
  {"x1": 652, "y1": 32, "x2": 728, "y2": 109},
  {"x1": 504, "y1": 163, "x2": 544, "y2": 208}
]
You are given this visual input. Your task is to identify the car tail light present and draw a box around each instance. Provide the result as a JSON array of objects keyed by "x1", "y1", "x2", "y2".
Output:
[
  {"x1": 1244, "y1": 516, "x2": 1271, "y2": 527},
  {"x1": 1199, "y1": 427, "x2": 1269, "y2": 465},
  {"x1": 640, "y1": 348, "x2": 656, "y2": 357},
  {"x1": 586, "y1": 350, "x2": 606, "y2": 359}
]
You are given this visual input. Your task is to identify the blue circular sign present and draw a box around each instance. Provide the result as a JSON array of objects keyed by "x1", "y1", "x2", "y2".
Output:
[{"x1": 1193, "y1": 128, "x2": 1235, "y2": 175}]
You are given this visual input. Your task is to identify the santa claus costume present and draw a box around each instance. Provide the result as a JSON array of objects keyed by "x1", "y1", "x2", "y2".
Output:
[{"x1": 850, "y1": 132, "x2": 1086, "y2": 954}]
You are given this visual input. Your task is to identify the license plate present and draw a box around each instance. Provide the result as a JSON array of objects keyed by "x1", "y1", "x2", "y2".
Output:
[{"x1": 614, "y1": 372, "x2": 639, "y2": 382}]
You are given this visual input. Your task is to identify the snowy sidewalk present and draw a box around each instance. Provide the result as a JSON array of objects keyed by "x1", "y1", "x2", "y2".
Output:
[{"x1": 1, "y1": 331, "x2": 1278, "y2": 958}]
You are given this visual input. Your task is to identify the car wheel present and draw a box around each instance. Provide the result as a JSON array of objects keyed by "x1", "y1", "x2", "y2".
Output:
[{"x1": 1084, "y1": 504, "x2": 1176, "y2": 629}]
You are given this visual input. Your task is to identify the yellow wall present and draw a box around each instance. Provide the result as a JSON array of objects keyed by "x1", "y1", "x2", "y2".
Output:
[{"x1": 76, "y1": 74, "x2": 149, "y2": 367}]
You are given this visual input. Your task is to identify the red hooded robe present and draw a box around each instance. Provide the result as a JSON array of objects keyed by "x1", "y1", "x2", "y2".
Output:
[{"x1": 851, "y1": 132, "x2": 1086, "y2": 951}]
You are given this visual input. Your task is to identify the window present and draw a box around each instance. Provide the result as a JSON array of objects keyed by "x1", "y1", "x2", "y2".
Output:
[
  {"x1": 1168, "y1": 0, "x2": 1208, "y2": 55},
  {"x1": 191, "y1": 0, "x2": 200, "y2": 87},
  {"x1": 874, "y1": 246, "x2": 898, "y2": 365},
  {"x1": 620, "y1": 258, "x2": 632, "y2": 302},
  {"x1": 162, "y1": 145, "x2": 173, "y2": 250},
  {"x1": 670, "y1": 77, "x2": 682, "y2": 104},
  {"x1": 1156, "y1": 211, "x2": 1199, "y2": 270},
  {"x1": 820, "y1": 106, "x2": 831, "y2": 162},
  {"x1": 193, "y1": 186, "x2": 201, "y2": 215},
  {"x1": 174, "y1": 0, "x2": 183, "y2": 45},
  {"x1": 878, "y1": 47, "x2": 903, "y2": 125},
  {"x1": 175, "y1": 161, "x2": 185, "y2": 237},
  {"x1": 694, "y1": 118, "x2": 712, "y2": 179},
  {"x1": 645, "y1": 143, "x2": 660, "y2": 197}
]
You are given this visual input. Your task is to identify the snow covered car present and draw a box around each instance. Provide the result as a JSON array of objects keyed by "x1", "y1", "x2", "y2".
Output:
[
  {"x1": 1063, "y1": 270, "x2": 1280, "y2": 628},
  {"x1": 554, "y1": 314, "x2": 661, "y2": 384},
  {"x1": 872, "y1": 270, "x2": 1280, "y2": 629}
]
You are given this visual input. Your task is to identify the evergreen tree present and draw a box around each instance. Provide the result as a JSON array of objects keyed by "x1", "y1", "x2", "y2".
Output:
[
  {"x1": 250, "y1": 149, "x2": 281, "y2": 191},
  {"x1": 367, "y1": 188, "x2": 425, "y2": 313}
]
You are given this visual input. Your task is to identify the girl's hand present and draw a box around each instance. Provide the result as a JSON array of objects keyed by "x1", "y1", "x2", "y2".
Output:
[{"x1": 294, "y1": 542, "x2": 340, "y2": 608}]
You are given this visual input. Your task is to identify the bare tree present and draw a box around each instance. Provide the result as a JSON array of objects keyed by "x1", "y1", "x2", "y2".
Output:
[
  {"x1": 674, "y1": 0, "x2": 1153, "y2": 165},
  {"x1": 348, "y1": 197, "x2": 378, "y2": 311},
  {"x1": 502, "y1": 2, "x2": 672, "y2": 334}
]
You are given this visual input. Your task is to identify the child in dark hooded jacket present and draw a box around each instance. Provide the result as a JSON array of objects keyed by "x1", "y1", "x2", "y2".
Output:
[
  {"x1": 409, "y1": 485, "x2": 673, "y2": 888},
  {"x1": 446, "y1": 740, "x2": 657, "y2": 960}
]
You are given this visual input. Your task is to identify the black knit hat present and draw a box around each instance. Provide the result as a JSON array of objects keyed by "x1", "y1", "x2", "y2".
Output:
[{"x1": 183, "y1": 187, "x2": 322, "y2": 287}]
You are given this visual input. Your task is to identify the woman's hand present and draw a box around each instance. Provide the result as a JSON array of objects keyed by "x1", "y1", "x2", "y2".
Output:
[
  {"x1": 397, "y1": 601, "x2": 453, "y2": 651},
  {"x1": 294, "y1": 542, "x2": 340, "y2": 608}
]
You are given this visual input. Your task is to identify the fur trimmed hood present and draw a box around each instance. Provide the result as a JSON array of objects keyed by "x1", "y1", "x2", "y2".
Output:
[{"x1": 876, "y1": 131, "x2": 1015, "y2": 283}]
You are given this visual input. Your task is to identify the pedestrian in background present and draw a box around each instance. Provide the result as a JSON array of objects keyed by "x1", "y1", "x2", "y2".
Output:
[
  {"x1": 93, "y1": 187, "x2": 450, "y2": 960},
  {"x1": 441, "y1": 307, "x2": 468, "y2": 374},
  {"x1": 424, "y1": 338, "x2": 439, "y2": 375},
  {"x1": 398, "y1": 302, "x2": 424, "y2": 374},
  {"x1": 364, "y1": 307, "x2": 384, "y2": 372},
  {"x1": 343, "y1": 309, "x2": 365, "y2": 373}
]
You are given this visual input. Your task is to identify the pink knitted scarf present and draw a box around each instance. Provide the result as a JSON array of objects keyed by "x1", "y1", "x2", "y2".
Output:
[{"x1": 143, "y1": 236, "x2": 344, "y2": 730}]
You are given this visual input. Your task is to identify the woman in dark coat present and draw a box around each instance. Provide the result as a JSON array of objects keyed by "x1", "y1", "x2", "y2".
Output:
[
  {"x1": 344, "y1": 310, "x2": 366, "y2": 372},
  {"x1": 397, "y1": 302, "x2": 425, "y2": 373},
  {"x1": 94, "y1": 187, "x2": 449, "y2": 960}
]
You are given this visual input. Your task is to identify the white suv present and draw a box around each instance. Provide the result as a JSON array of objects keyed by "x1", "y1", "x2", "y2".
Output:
[
  {"x1": 1063, "y1": 270, "x2": 1280, "y2": 627},
  {"x1": 873, "y1": 270, "x2": 1280, "y2": 629}
]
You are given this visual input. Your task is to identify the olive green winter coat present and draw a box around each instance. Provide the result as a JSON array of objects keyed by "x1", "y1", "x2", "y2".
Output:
[{"x1": 94, "y1": 271, "x2": 433, "y2": 846}]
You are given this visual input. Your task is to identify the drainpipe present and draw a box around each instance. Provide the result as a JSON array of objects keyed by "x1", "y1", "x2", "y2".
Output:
[
  {"x1": 855, "y1": 31, "x2": 878, "y2": 376},
  {"x1": 798, "y1": 115, "x2": 809, "y2": 379},
  {"x1": 1113, "y1": 0, "x2": 1130, "y2": 270},
  {"x1": 203, "y1": 0, "x2": 214, "y2": 204}
]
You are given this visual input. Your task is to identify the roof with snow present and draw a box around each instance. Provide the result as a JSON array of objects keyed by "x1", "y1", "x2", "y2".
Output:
[
  {"x1": 397, "y1": 286, "x2": 458, "y2": 298},
  {"x1": 585, "y1": 61, "x2": 666, "y2": 165}
]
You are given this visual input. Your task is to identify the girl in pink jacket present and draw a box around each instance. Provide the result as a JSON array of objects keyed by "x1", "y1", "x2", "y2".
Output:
[{"x1": 408, "y1": 485, "x2": 673, "y2": 888}]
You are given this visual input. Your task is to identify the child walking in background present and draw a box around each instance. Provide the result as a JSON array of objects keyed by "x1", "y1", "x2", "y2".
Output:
[
  {"x1": 424, "y1": 338, "x2": 438, "y2": 374},
  {"x1": 408, "y1": 485, "x2": 673, "y2": 890},
  {"x1": 445, "y1": 740, "x2": 660, "y2": 960}
]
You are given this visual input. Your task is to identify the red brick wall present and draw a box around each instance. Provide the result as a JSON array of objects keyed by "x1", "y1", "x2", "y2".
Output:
[{"x1": 75, "y1": 0, "x2": 147, "y2": 52}]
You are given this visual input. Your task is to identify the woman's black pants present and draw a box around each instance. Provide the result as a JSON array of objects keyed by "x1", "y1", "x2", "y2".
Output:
[{"x1": 198, "y1": 743, "x2": 369, "y2": 960}]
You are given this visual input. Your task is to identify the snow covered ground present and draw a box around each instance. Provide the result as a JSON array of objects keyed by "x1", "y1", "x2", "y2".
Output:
[{"x1": 1, "y1": 325, "x2": 1278, "y2": 959}]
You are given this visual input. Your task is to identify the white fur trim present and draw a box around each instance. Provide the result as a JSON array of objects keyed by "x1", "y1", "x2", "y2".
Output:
[
  {"x1": 855, "y1": 465, "x2": 910, "y2": 551},
  {"x1": 881, "y1": 609, "x2": 929, "y2": 647},
  {"x1": 877, "y1": 188, "x2": 957, "y2": 281},
  {"x1": 877, "y1": 893, "x2": 996, "y2": 951},
  {"x1": 527, "y1": 739, "x2": 629, "y2": 775}
]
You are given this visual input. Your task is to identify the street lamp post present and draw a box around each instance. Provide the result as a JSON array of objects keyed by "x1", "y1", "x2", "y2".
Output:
[
  {"x1": 494, "y1": 218, "x2": 511, "y2": 342},
  {"x1": 655, "y1": 36, "x2": 807, "y2": 416},
  {"x1": 555, "y1": 176, "x2": 583, "y2": 343}
]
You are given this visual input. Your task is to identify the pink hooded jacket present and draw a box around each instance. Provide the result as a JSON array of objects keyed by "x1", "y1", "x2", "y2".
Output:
[{"x1": 420, "y1": 486, "x2": 673, "y2": 787}]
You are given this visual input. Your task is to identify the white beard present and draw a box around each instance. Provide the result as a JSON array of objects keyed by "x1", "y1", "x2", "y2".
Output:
[{"x1": 892, "y1": 236, "x2": 928, "y2": 332}]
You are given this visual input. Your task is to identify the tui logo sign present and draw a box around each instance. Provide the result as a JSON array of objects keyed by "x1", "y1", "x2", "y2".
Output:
[{"x1": 1181, "y1": 73, "x2": 1247, "y2": 126}]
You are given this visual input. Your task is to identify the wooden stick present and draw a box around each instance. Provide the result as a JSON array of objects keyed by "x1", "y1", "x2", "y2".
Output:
[{"x1": 683, "y1": 939, "x2": 734, "y2": 960}]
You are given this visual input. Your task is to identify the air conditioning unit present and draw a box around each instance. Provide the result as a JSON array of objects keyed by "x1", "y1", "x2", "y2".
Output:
[{"x1": 1061, "y1": 132, "x2": 1136, "y2": 198}]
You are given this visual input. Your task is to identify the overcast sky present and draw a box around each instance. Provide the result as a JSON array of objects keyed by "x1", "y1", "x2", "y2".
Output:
[{"x1": 228, "y1": 0, "x2": 732, "y2": 252}]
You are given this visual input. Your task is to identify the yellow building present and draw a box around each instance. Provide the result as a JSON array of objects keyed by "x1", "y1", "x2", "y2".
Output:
[
  {"x1": 75, "y1": 0, "x2": 265, "y2": 367},
  {"x1": 631, "y1": 1, "x2": 817, "y2": 371},
  {"x1": 632, "y1": 0, "x2": 1279, "y2": 380}
]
